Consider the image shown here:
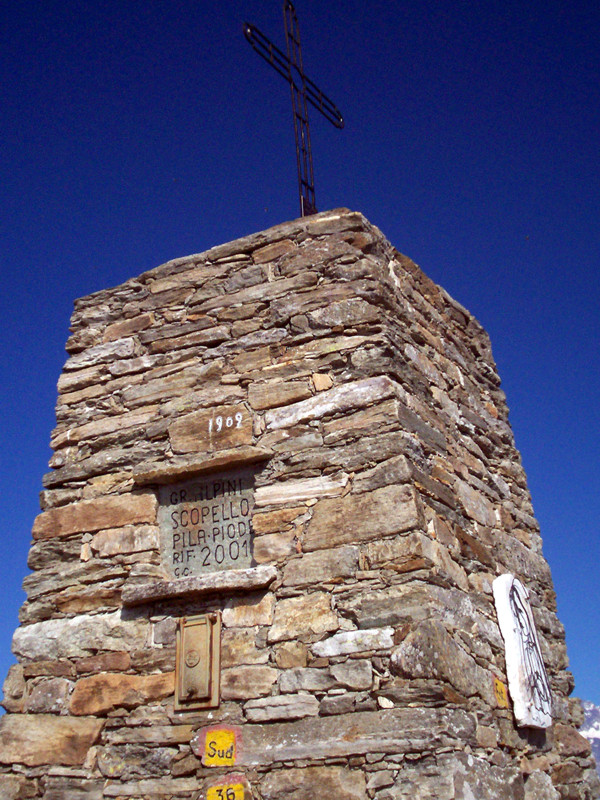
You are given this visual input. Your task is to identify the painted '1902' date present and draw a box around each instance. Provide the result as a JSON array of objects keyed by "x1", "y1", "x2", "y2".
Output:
[{"x1": 208, "y1": 412, "x2": 243, "y2": 434}]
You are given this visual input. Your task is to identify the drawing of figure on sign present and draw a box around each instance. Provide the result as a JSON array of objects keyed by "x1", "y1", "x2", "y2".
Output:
[{"x1": 493, "y1": 573, "x2": 553, "y2": 728}]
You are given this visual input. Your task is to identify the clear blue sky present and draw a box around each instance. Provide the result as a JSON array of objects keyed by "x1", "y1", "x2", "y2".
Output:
[{"x1": 1, "y1": 0, "x2": 599, "y2": 705}]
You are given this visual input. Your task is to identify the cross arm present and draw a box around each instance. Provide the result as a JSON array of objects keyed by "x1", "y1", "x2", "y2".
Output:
[
  {"x1": 244, "y1": 22, "x2": 344, "y2": 129},
  {"x1": 302, "y1": 69, "x2": 344, "y2": 129},
  {"x1": 244, "y1": 22, "x2": 291, "y2": 84}
]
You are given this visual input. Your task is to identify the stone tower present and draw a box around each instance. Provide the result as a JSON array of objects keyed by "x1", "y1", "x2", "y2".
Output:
[{"x1": 1, "y1": 209, "x2": 597, "y2": 800}]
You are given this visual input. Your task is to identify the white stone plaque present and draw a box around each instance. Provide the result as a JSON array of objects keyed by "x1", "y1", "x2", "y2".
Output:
[
  {"x1": 493, "y1": 573, "x2": 553, "y2": 728},
  {"x1": 158, "y1": 468, "x2": 255, "y2": 579}
]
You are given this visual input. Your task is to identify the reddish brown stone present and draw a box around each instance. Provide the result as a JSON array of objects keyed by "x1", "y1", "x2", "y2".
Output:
[
  {"x1": 252, "y1": 239, "x2": 296, "y2": 263},
  {"x1": 304, "y1": 485, "x2": 423, "y2": 552},
  {"x1": 0, "y1": 773, "x2": 38, "y2": 799},
  {"x1": 70, "y1": 671, "x2": 174, "y2": 715},
  {"x1": 554, "y1": 723, "x2": 592, "y2": 758},
  {"x1": 552, "y1": 762, "x2": 583, "y2": 785},
  {"x1": 149, "y1": 324, "x2": 229, "y2": 353},
  {"x1": 103, "y1": 313, "x2": 153, "y2": 342},
  {"x1": 312, "y1": 372, "x2": 334, "y2": 391},
  {"x1": 54, "y1": 584, "x2": 122, "y2": 614},
  {"x1": 222, "y1": 592, "x2": 276, "y2": 627},
  {"x1": 253, "y1": 531, "x2": 297, "y2": 563},
  {"x1": 0, "y1": 714, "x2": 103, "y2": 766},
  {"x1": 75, "y1": 651, "x2": 131, "y2": 674},
  {"x1": 22, "y1": 659, "x2": 76, "y2": 679},
  {"x1": 248, "y1": 380, "x2": 312, "y2": 410},
  {"x1": 261, "y1": 766, "x2": 367, "y2": 800},
  {"x1": 1, "y1": 665, "x2": 25, "y2": 712},
  {"x1": 50, "y1": 407, "x2": 155, "y2": 449},
  {"x1": 268, "y1": 592, "x2": 338, "y2": 643},
  {"x1": 250, "y1": 507, "x2": 304, "y2": 535},
  {"x1": 221, "y1": 665, "x2": 277, "y2": 700},
  {"x1": 168, "y1": 405, "x2": 253, "y2": 454},
  {"x1": 32, "y1": 493, "x2": 157, "y2": 539}
]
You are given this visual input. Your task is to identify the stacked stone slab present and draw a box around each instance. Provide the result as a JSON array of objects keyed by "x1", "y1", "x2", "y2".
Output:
[{"x1": 1, "y1": 209, "x2": 597, "y2": 800}]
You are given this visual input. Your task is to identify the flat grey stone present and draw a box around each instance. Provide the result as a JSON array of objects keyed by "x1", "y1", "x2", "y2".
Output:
[
  {"x1": 312, "y1": 628, "x2": 394, "y2": 657},
  {"x1": 237, "y1": 708, "x2": 476, "y2": 766},
  {"x1": 122, "y1": 565, "x2": 277, "y2": 606},
  {"x1": 244, "y1": 693, "x2": 319, "y2": 722}
]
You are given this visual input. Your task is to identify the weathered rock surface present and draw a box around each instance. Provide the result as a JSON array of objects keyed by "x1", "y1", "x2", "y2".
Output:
[
  {"x1": 0, "y1": 714, "x2": 103, "y2": 766},
  {"x1": 220, "y1": 665, "x2": 278, "y2": 700},
  {"x1": 32, "y1": 493, "x2": 157, "y2": 539},
  {"x1": 221, "y1": 627, "x2": 269, "y2": 667},
  {"x1": 379, "y1": 754, "x2": 524, "y2": 800},
  {"x1": 69, "y1": 671, "x2": 174, "y2": 715},
  {"x1": 222, "y1": 591, "x2": 276, "y2": 627},
  {"x1": 238, "y1": 707, "x2": 476, "y2": 765},
  {"x1": 244, "y1": 693, "x2": 320, "y2": 722},
  {"x1": 12, "y1": 610, "x2": 149, "y2": 659},
  {"x1": 524, "y1": 770, "x2": 560, "y2": 799},
  {"x1": 2, "y1": 209, "x2": 593, "y2": 799},
  {"x1": 268, "y1": 592, "x2": 338, "y2": 643},
  {"x1": 169, "y1": 404, "x2": 253, "y2": 454},
  {"x1": 25, "y1": 676, "x2": 71, "y2": 713},
  {"x1": 303, "y1": 484, "x2": 422, "y2": 551},
  {"x1": 312, "y1": 627, "x2": 395, "y2": 657},
  {"x1": 122, "y1": 564, "x2": 277, "y2": 606},
  {"x1": 260, "y1": 766, "x2": 367, "y2": 799},
  {"x1": 0, "y1": 774, "x2": 37, "y2": 800},
  {"x1": 282, "y1": 545, "x2": 359, "y2": 586},
  {"x1": 391, "y1": 620, "x2": 496, "y2": 705}
]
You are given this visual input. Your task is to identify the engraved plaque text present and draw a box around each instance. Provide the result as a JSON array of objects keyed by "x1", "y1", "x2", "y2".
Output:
[{"x1": 158, "y1": 468, "x2": 255, "y2": 578}]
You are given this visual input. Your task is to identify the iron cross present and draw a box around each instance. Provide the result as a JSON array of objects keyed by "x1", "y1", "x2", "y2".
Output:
[{"x1": 244, "y1": 1, "x2": 344, "y2": 217}]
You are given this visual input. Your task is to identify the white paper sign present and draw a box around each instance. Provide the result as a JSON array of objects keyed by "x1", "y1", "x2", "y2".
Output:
[{"x1": 492, "y1": 574, "x2": 553, "y2": 728}]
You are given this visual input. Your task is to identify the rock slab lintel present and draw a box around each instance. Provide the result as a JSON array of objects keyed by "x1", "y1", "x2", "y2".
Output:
[
  {"x1": 132, "y1": 446, "x2": 272, "y2": 485},
  {"x1": 121, "y1": 565, "x2": 278, "y2": 606}
]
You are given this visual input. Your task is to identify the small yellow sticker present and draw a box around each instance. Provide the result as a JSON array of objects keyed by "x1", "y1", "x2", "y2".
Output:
[
  {"x1": 206, "y1": 783, "x2": 245, "y2": 800},
  {"x1": 493, "y1": 676, "x2": 509, "y2": 708},
  {"x1": 204, "y1": 728, "x2": 236, "y2": 767}
]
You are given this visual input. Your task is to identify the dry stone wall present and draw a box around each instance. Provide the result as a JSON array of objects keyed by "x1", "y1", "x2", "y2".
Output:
[{"x1": 1, "y1": 209, "x2": 597, "y2": 800}]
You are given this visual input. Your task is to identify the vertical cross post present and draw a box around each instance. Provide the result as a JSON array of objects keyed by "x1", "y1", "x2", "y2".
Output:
[
  {"x1": 283, "y1": 1, "x2": 316, "y2": 216},
  {"x1": 244, "y1": 2, "x2": 343, "y2": 217}
]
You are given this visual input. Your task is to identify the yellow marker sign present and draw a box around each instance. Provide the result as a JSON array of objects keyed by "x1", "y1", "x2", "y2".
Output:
[
  {"x1": 204, "y1": 728, "x2": 236, "y2": 767},
  {"x1": 206, "y1": 783, "x2": 245, "y2": 800},
  {"x1": 493, "y1": 676, "x2": 510, "y2": 709}
]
